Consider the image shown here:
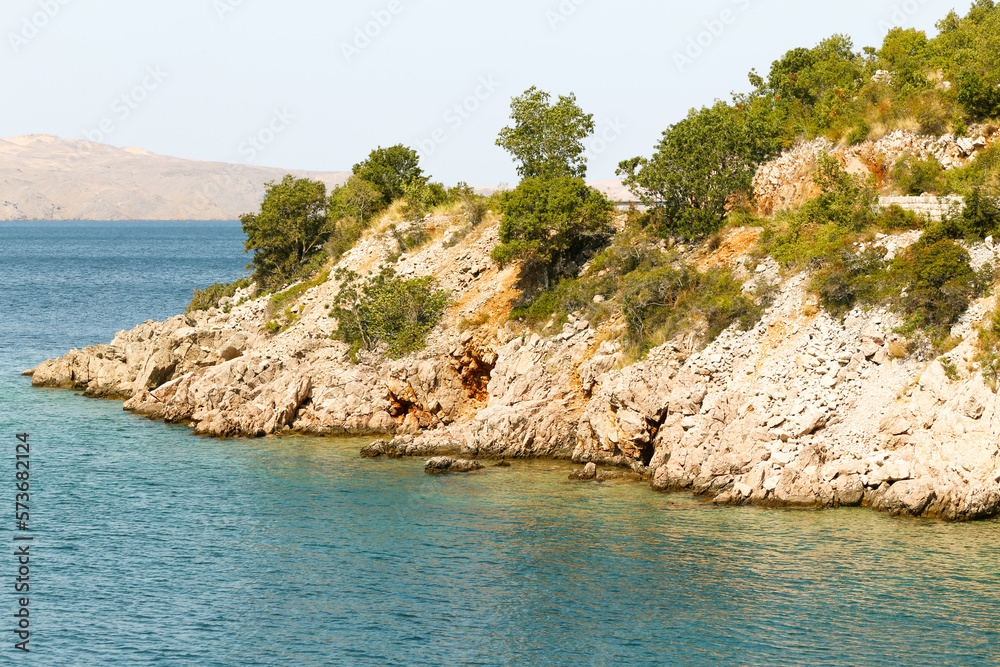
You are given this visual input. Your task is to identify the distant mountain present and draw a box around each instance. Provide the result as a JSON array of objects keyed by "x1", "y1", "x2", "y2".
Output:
[
  {"x1": 0, "y1": 135, "x2": 350, "y2": 221},
  {"x1": 587, "y1": 179, "x2": 635, "y2": 203}
]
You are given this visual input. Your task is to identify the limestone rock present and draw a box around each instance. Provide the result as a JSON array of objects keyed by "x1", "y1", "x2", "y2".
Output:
[
  {"x1": 424, "y1": 457, "x2": 484, "y2": 474},
  {"x1": 872, "y1": 479, "x2": 936, "y2": 517},
  {"x1": 570, "y1": 462, "x2": 598, "y2": 480}
]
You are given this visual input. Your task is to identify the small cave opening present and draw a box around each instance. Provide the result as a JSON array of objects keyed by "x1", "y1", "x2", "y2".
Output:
[
  {"x1": 456, "y1": 347, "x2": 496, "y2": 402},
  {"x1": 388, "y1": 392, "x2": 415, "y2": 418},
  {"x1": 638, "y1": 440, "x2": 655, "y2": 467}
]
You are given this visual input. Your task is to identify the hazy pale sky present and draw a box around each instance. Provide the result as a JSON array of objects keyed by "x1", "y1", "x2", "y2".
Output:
[{"x1": 1, "y1": 0, "x2": 975, "y2": 186}]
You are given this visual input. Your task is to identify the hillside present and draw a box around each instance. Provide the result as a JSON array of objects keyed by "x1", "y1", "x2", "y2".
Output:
[
  {"x1": 23, "y1": 156, "x2": 1000, "y2": 520},
  {"x1": 0, "y1": 135, "x2": 350, "y2": 221}
]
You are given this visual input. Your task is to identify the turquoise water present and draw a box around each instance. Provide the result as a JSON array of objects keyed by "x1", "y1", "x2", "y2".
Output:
[{"x1": 2, "y1": 221, "x2": 1000, "y2": 666}]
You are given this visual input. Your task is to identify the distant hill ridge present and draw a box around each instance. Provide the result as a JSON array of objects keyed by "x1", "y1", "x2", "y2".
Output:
[{"x1": 0, "y1": 135, "x2": 351, "y2": 221}]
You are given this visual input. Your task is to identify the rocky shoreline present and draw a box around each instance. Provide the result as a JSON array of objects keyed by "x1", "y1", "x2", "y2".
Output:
[{"x1": 25, "y1": 156, "x2": 1000, "y2": 522}]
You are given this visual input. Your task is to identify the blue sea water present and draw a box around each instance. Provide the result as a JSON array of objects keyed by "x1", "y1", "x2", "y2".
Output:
[{"x1": 1, "y1": 220, "x2": 1000, "y2": 666}]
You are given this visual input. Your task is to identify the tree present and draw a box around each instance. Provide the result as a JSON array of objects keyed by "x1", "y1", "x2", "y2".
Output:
[
  {"x1": 491, "y1": 176, "x2": 612, "y2": 287},
  {"x1": 876, "y1": 28, "x2": 931, "y2": 90},
  {"x1": 241, "y1": 175, "x2": 328, "y2": 288},
  {"x1": 766, "y1": 35, "x2": 864, "y2": 106},
  {"x1": 928, "y1": 1, "x2": 1000, "y2": 119},
  {"x1": 352, "y1": 145, "x2": 425, "y2": 208},
  {"x1": 618, "y1": 101, "x2": 776, "y2": 238},
  {"x1": 496, "y1": 86, "x2": 595, "y2": 180},
  {"x1": 323, "y1": 176, "x2": 382, "y2": 263},
  {"x1": 328, "y1": 175, "x2": 381, "y2": 226}
]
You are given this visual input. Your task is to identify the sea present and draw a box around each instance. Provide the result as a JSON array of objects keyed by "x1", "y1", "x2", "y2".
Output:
[{"x1": 1, "y1": 220, "x2": 999, "y2": 666}]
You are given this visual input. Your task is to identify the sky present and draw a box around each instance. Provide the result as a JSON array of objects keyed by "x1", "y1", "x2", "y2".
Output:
[{"x1": 0, "y1": 0, "x2": 978, "y2": 187}]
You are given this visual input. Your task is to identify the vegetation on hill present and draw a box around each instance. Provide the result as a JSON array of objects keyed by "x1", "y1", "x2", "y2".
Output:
[
  {"x1": 329, "y1": 268, "x2": 449, "y2": 361},
  {"x1": 620, "y1": 1, "x2": 1000, "y2": 240},
  {"x1": 491, "y1": 176, "x2": 613, "y2": 289},
  {"x1": 192, "y1": 2, "x2": 1000, "y2": 365}
]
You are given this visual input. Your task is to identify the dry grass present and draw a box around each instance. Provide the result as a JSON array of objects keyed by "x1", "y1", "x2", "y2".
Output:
[
  {"x1": 888, "y1": 341, "x2": 910, "y2": 359},
  {"x1": 429, "y1": 200, "x2": 465, "y2": 218},
  {"x1": 892, "y1": 116, "x2": 922, "y2": 134},
  {"x1": 459, "y1": 312, "x2": 490, "y2": 331},
  {"x1": 370, "y1": 200, "x2": 409, "y2": 232},
  {"x1": 868, "y1": 122, "x2": 889, "y2": 142}
]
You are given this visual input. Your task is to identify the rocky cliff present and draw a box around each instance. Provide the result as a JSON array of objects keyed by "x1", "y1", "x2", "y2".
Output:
[
  {"x1": 26, "y1": 147, "x2": 1000, "y2": 522},
  {"x1": 752, "y1": 126, "x2": 999, "y2": 216}
]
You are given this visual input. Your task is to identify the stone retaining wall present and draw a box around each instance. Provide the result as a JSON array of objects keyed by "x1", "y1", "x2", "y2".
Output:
[{"x1": 878, "y1": 195, "x2": 965, "y2": 221}]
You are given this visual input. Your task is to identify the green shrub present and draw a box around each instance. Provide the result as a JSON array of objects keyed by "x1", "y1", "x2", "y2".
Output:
[
  {"x1": 846, "y1": 121, "x2": 870, "y2": 145},
  {"x1": 187, "y1": 278, "x2": 251, "y2": 313},
  {"x1": 810, "y1": 248, "x2": 885, "y2": 317},
  {"x1": 389, "y1": 223, "x2": 430, "y2": 259},
  {"x1": 618, "y1": 100, "x2": 777, "y2": 239},
  {"x1": 269, "y1": 271, "x2": 330, "y2": 314},
  {"x1": 400, "y1": 181, "x2": 451, "y2": 223},
  {"x1": 877, "y1": 204, "x2": 924, "y2": 230},
  {"x1": 324, "y1": 217, "x2": 368, "y2": 264},
  {"x1": 509, "y1": 274, "x2": 617, "y2": 328},
  {"x1": 352, "y1": 145, "x2": 425, "y2": 208},
  {"x1": 891, "y1": 155, "x2": 945, "y2": 195},
  {"x1": 330, "y1": 268, "x2": 450, "y2": 360},
  {"x1": 804, "y1": 154, "x2": 878, "y2": 231},
  {"x1": 957, "y1": 71, "x2": 1000, "y2": 121},
  {"x1": 620, "y1": 265, "x2": 764, "y2": 357},
  {"x1": 977, "y1": 304, "x2": 1000, "y2": 389},
  {"x1": 322, "y1": 175, "x2": 383, "y2": 264},
  {"x1": 241, "y1": 175, "x2": 329, "y2": 290},
  {"x1": 961, "y1": 189, "x2": 1000, "y2": 238},
  {"x1": 946, "y1": 144, "x2": 1000, "y2": 198},
  {"x1": 508, "y1": 226, "x2": 768, "y2": 360},
  {"x1": 457, "y1": 186, "x2": 489, "y2": 227},
  {"x1": 888, "y1": 238, "x2": 978, "y2": 339}
]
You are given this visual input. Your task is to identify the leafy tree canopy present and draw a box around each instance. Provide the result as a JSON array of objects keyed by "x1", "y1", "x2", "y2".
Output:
[
  {"x1": 352, "y1": 144, "x2": 425, "y2": 207},
  {"x1": 930, "y1": 0, "x2": 1000, "y2": 119},
  {"x1": 618, "y1": 101, "x2": 777, "y2": 238},
  {"x1": 327, "y1": 175, "x2": 381, "y2": 226},
  {"x1": 491, "y1": 176, "x2": 612, "y2": 286},
  {"x1": 496, "y1": 86, "x2": 595, "y2": 180},
  {"x1": 241, "y1": 175, "x2": 329, "y2": 289},
  {"x1": 876, "y1": 28, "x2": 931, "y2": 89}
]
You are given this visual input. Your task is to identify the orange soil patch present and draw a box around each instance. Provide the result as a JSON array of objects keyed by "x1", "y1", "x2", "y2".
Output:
[
  {"x1": 697, "y1": 227, "x2": 762, "y2": 271},
  {"x1": 447, "y1": 264, "x2": 520, "y2": 329}
]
